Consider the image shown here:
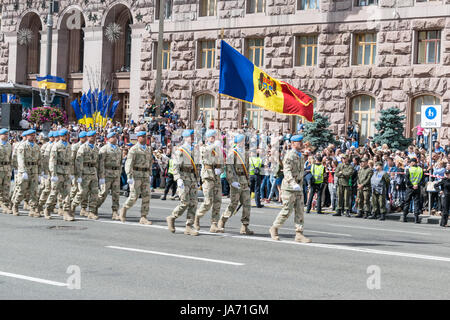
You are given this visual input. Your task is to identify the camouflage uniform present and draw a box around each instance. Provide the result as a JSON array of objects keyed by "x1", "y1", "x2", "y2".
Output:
[
  {"x1": 0, "y1": 139, "x2": 12, "y2": 213},
  {"x1": 97, "y1": 143, "x2": 122, "y2": 214},
  {"x1": 356, "y1": 166, "x2": 373, "y2": 217},
  {"x1": 10, "y1": 140, "x2": 22, "y2": 206},
  {"x1": 38, "y1": 141, "x2": 50, "y2": 198},
  {"x1": 71, "y1": 142, "x2": 100, "y2": 218},
  {"x1": 69, "y1": 141, "x2": 87, "y2": 214},
  {"x1": 12, "y1": 140, "x2": 41, "y2": 216},
  {"x1": 45, "y1": 140, "x2": 73, "y2": 220},
  {"x1": 38, "y1": 141, "x2": 53, "y2": 212},
  {"x1": 370, "y1": 170, "x2": 391, "y2": 219},
  {"x1": 335, "y1": 162, "x2": 355, "y2": 214}
]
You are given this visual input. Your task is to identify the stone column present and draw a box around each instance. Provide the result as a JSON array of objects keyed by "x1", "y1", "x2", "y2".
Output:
[
  {"x1": 82, "y1": 26, "x2": 103, "y2": 92},
  {"x1": 129, "y1": 24, "x2": 145, "y2": 122},
  {"x1": 39, "y1": 29, "x2": 59, "y2": 76},
  {"x1": 4, "y1": 31, "x2": 21, "y2": 83}
]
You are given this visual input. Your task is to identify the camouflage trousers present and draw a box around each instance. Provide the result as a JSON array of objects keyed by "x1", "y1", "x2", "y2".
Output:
[
  {"x1": 72, "y1": 175, "x2": 99, "y2": 214},
  {"x1": 0, "y1": 171, "x2": 11, "y2": 208},
  {"x1": 357, "y1": 188, "x2": 372, "y2": 213},
  {"x1": 170, "y1": 180, "x2": 198, "y2": 226},
  {"x1": 45, "y1": 174, "x2": 71, "y2": 212},
  {"x1": 222, "y1": 183, "x2": 251, "y2": 225},
  {"x1": 38, "y1": 177, "x2": 51, "y2": 210},
  {"x1": 13, "y1": 173, "x2": 39, "y2": 210},
  {"x1": 123, "y1": 177, "x2": 150, "y2": 216},
  {"x1": 196, "y1": 178, "x2": 222, "y2": 223},
  {"x1": 273, "y1": 190, "x2": 305, "y2": 232},
  {"x1": 337, "y1": 185, "x2": 352, "y2": 211},
  {"x1": 372, "y1": 191, "x2": 387, "y2": 215},
  {"x1": 98, "y1": 177, "x2": 121, "y2": 211},
  {"x1": 70, "y1": 180, "x2": 87, "y2": 210}
]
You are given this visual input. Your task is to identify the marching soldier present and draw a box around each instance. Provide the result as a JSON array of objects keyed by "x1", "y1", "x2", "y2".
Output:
[
  {"x1": 269, "y1": 135, "x2": 311, "y2": 243},
  {"x1": 217, "y1": 133, "x2": 254, "y2": 235},
  {"x1": 333, "y1": 154, "x2": 355, "y2": 217},
  {"x1": 45, "y1": 129, "x2": 73, "y2": 221},
  {"x1": 306, "y1": 155, "x2": 326, "y2": 214},
  {"x1": 70, "y1": 131, "x2": 88, "y2": 216},
  {"x1": 369, "y1": 162, "x2": 390, "y2": 221},
  {"x1": 355, "y1": 157, "x2": 373, "y2": 218},
  {"x1": 166, "y1": 129, "x2": 200, "y2": 236},
  {"x1": 71, "y1": 130, "x2": 100, "y2": 220},
  {"x1": 0, "y1": 128, "x2": 12, "y2": 214},
  {"x1": 38, "y1": 131, "x2": 55, "y2": 213},
  {"x1": 98, "y1": 132, "x2": 123, "y2": 220},
  {"x1": 38, "y1": 133, "x2": 50, "y2": 199},
  {"x1": 402, "y1": 158, "x2": 424, "y2": 223},
  {"x1": 194, "y1": 129, "x2": 224, "y2": 233},
  {"x1": 10, "y1": 135, "x2": 23, "y2": 206},
  {"x1": 12, "y1": 129, "x2": 42, "y2": 217}
]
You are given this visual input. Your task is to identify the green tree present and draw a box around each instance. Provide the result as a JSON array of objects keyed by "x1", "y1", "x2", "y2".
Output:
[
  {"x1": 373, "y1": 107, "x2": 412, "y2": 150},
  {"x1": 302, "y1": 112, "x2": 337, "y2": 150}
]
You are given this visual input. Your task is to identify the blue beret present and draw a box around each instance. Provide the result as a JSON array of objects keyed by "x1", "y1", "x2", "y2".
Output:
[
  {"x1": 234, "y1": 134, "x2": 245, "y2": 143},
  {"x1": 28, "y1": 129, "x2": 36, "y2": 135},
  {"x1": 48, "y1": 131, "x2": 54, "y2": 138},
  {"x1": 107, "y1": 132, "x2": 117, "y2": 139},
  {"x1": 22, "y1": 130, "x2": 31, "y2": 137},
  {"x1": 182, "y1": 129, "x2": 194, "y2": 137},
  {"x1": 59, "y1": 129, "x2": 68, "y2": 136},
  {"x1": 205, "y1": 129, "x2": 216, "y2": 138},
  {"x1": 0, "y1": 128, "x2": 9, "y2": 135},
  {"x1": 136, "y1": 131, "x2": 147, "y2": 137},
  {"x1": 290, "y1": 135, "x2": 303, "y2": 142},
  {"x1": 87, "y1": 130, "x2": 97, "y2": 137},
  {"x1": 79, "y1": 131, "x2": 87, "y2": 138}
]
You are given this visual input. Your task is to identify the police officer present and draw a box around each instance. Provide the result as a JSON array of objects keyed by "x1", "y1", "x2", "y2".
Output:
[
  {"x1": 333, "y1": 154, "x2": 355, "y2": 217},
  {"x1": 98, "y1": 131, "x2": 123, "y2": 220},
  {"x1": 71, "y1": 130, "x2": 100, "y2": 220},
  {"x1": 38, "y1": 131, "x2": 55, "y2": 214},
  {"x1": 434, "y1": 169, "x2": 450, "y2": 227},
  {"x1": 70, "y1": 131, "x2": 88, "y2": 217},
  {"x1": 306, "y1": 155, "x2": 325, "y2": 214},
  {"x1": 0, "y1": 128, "x2": 12, "y2": 214},
  {"x1": 355, "y1": 157, "x2": 372, "y2": 218},
  {"x1": 12, "y1": 129, "x2": 41, "y2": 217},
  {"x1": 402, "y1": 158, "x2": 424, "y2": 223},
  {"x1": 269, "y1": 135, "x2": 311, "y2": 243},
  {"x1": 218, "y1": 133, "x2": 254, "y2": 235},
  {"x1": 119, "y1": 131, "x2": 153, "y2": 225},
  {"x1": 45, "y1": 129, "x2": 73, "y2": 221},
  {"x1": 369, "y1": 162, "x2": 390, "y2": 220},
  {"x1": 166, "y1": 129, "x2": 199, "y2": 236},
  {"x1": 194, "y1": 129, "x2": 224, "y2": 233}
]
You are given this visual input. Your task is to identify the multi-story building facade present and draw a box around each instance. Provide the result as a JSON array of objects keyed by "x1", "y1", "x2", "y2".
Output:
[{"x1": 0, "y1": 0, "x2": 449, "y2": 143}]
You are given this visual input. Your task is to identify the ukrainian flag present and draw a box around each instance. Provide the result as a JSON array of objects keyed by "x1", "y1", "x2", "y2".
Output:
[
  {"x1": 37, "y1": 75, "x2": 67, "y2": 90},
  {"x1": 219, "y1": 40, "x2": 314, "y2": 122}
]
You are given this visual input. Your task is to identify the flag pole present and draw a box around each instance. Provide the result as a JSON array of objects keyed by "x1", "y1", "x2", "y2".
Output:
[{"x1": 216, "y1": 28, "x2": 224, "y2": 131}]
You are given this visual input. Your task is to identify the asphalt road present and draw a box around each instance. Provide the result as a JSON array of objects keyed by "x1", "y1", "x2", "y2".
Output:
[{"x1": 0, "y1": 195, "x2": 449, "y2": 300}]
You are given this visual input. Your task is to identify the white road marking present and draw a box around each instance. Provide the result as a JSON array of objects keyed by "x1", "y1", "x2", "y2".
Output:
[
  {"x1": 250, "y1": 224, "x2": 352, "y2": 237},
  {"x1": 328, "y1": 224, "x2": 431, "y2": 236},
  {"x1": 0, "y1": 271, "x2": 67, "y2": 287},
  {"x1": 106, "y1": 245, "x2": 244, "y2": 266}
]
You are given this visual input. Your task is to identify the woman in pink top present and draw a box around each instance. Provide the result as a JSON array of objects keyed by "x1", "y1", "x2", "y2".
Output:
[{"x1": 412, "y1": 125, "x2": 424, "y2": 148}]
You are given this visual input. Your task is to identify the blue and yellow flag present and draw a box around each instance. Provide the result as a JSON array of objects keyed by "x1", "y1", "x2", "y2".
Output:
[{"x1": 37, "y1": 75, "x2": 67, "y2": 90}]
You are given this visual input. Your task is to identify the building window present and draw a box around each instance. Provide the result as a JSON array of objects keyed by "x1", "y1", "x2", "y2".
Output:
[
  {"x1": 243, "y1": 103, "x2": 263, "y2": 131},
  {"x1": 412, "y1": 95, "x2": 440, "y2": 129},
  {"x1": 294, "y1": 96, "x2": 317, "y2": 132},
  {"x1": 351, "y1": 95, "x2": 375, "y2": 143},
  {"x1": 196, "y1": 94, "x2": 215, "y2": 128},
  {"x1": 354, "y1": 33, "x2": 377, "y2": 65},
  {"x1": 355, "y1": 0, "x2": 377, "y2": 6},
  {"x1": 247, "y1": 38, "x2": 264, "y2": 67},
  {"x1": 298, "y1": 0, "x2": 319, "y2": 10},
  {"x1": 295, "y1": 35, "x2": 318, "y2": 67},
  {"x1": 417, "y1": 30, "x2": 441, "y2": 64},
  {"x1": 247, "y1": 0, "x2": 265, "y2": 13},
  {"x1": 153, "y1": 42, "x2": 171, "y2": 70},
  {"x1": 199, "y1": 0, "x2": 216, "y2": 16},
  {"x1": 198, "y1": 40, "x2": 216, "y2": 69},
  {"x1": 155, "y1": 0, "x2": 172, "y2": 19}
]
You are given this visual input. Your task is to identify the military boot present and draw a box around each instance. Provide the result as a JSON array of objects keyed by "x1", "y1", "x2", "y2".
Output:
[
  {"x1": 1, "y1": 204, "x2": 8, "y2": 214},
  {"x1": 87, "y1": 212, "x2": 99, "y2": 220},
  {"x1": 160, "y1": 195, "x2": 167, "y2": 200},
  {"x1": 111, "y1": 210, "x2": 119, "y2": 220},
  {"x1": 23, "y1": 201, "x2": 29, "y2": 210},
  {"x1": 119, "y1": 207, "x2": 127, "y2": 223},
  {"x1": 63, "y1": 211, "x2": 74, "y2": 221},
  {"x1": 33, "y1": 209, "x2": 41, "y2": 218},
  {"x1": 332, "y1": 209, "x2": 342, "y2": 216},
  {"x1": 58, "y1": 207, "x2": 64, "y2": 216},
  {"x1": 80, "y1": 208, "x2": 88, "y2": 217},
  {"x1": 368, "y1": 212, "x2": 378, "y2": 219},
  {"x1": 345, "y1": 210, "x2": 352, "y2": 217},
  {"x1": 240, "y1": 224, "x2": 254, "y2": 235},
  {"x1": 184, "y1": 224, "x2": 199, "y2": 236},
  {"x1": 139, "y1": 216, "x2": 152, "y2": 225},
  {"x1": 363, "y1": 211, "x2": 369, "y2": 219},
  {"x1": 269, "y1": 226, "x2": 280, "y2": 241},
  {"x1": 295, "y1": 230, "x2": 312, "y2": 243},
  {"x1": 28, "y1": 208, "x2": 34, "y2": 217},
  {"x1": 379, "y1": 213, "x2": 386, "y2": 221},
  {"x1": 166, "y1": 216, "x2": 176, "y2": 233},
  {"x1": 217, "y1": 217, "x2": 227, "y2": 232},
  {"x1": 193, "y1": 215, "x2": 201, "y2": 231},
  {"x1": 12, "y1": 205, "x2": 19, "y2": 216},
  {"x1": 43, "y1": 208, "x2": 52, "y2": 220},
  {"x1": 355, "y1": 211, "x2": 364, "y2": 218},
  {"x1": 209, "y1": 222, "x2": 223, "y2": 233}
]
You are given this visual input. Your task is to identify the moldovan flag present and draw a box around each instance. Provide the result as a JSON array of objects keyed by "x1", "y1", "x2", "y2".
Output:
[{"x1": 219, "y1": 40, "x2": 314, "y2": 122}]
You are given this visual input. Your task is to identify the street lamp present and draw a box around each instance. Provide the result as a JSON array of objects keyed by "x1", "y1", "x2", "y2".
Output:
[
  {"x1": 154, "y1": 0, "x2": 165, "y2": 117},
  {"x1": 40, "y1": 0, "x2": 57, "y2": 107}
]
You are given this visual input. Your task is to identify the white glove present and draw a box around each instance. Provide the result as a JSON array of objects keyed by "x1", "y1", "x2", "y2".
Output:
[
  {"x1": 127, "y1": 178, "x2": 134, "y2": 185},
  {"x1": 99, "y1": 178, "x2": 105, "y2": 185},
  {"x1": 214, "y1": 168, "x2": 222, "y2": 175},
  {"x1": 292, "y1": 184, "x2": 301, "y2": 191},
  {"x1": 22, "y1": 172, "x2": 28, "y2": 180},
  {"x1": 51, "y1": 176, "x2": 59, "y2": 183},
  {"x1": 177, "y1": 179, "x2": 184, "y2": 189},
  {"x1": 231, "y1": 181, "x2": 241, "y2": 189},
  {"x1": 77, "y1": 177, "x2": 83, "y2": 184},
  {"x1": 214, "y1": 140, "x2": 222, "y2": 148}
]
